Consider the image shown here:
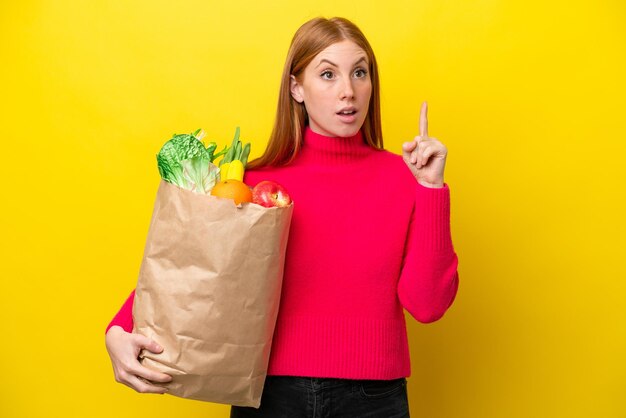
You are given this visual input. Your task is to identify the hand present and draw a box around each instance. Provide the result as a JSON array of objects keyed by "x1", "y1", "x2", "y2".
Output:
[
  {"x1": 105, "y1": 326, "x2": 172, "y2": 394},
  {"x1": 402, "y1": 101, "x2": 447, "y2": 188}
]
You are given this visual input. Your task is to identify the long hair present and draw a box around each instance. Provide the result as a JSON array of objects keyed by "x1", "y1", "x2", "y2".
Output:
[{"x1": 246, "y1": 17, "x2": 383, "y2": 170}]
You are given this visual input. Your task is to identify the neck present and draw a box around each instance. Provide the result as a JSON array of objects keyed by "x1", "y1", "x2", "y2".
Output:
[{"x1": 295, "y1": 126, "x2": 375, "y2": 167}]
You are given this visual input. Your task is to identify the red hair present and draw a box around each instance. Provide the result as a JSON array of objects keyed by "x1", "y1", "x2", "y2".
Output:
[{"x1": 246, "y1": 17, "x2": 383, "y2": 170}]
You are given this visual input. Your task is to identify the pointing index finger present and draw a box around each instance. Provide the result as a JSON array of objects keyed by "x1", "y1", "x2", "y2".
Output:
[{"x1": 419, "y1": 101, "x2": 428, "y2": 137}]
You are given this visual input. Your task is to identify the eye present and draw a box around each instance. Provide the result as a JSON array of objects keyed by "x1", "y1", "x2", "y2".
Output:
[
  {"x1": 354, "y1": 68, "x2": 368, "y2": 78},
  {"x1": 320, "y1": 70, "x2": 334, "y2": 80}
]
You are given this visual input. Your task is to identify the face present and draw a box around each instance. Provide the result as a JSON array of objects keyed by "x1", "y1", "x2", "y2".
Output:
[{"x1": 290, "y1": 40, "x2": 372, "y2": 138}]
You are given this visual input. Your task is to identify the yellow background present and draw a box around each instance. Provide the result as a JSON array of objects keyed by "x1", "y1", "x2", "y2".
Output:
[{"x1": 1, "y1": 1, "x2": 624, "y2": 417}]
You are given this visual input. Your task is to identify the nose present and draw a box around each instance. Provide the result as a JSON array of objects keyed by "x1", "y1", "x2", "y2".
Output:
[{"x1": 339, "y1": 76, "x2": 355, "y2": 100}]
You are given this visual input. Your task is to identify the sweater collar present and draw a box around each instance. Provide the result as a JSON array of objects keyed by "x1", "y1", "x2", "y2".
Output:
[{"x1": 297, "y1": 125, "x2": 373, "y2": 166}]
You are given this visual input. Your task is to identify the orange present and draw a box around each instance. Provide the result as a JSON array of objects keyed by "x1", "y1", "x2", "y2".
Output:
[{"x1": 210, "y1": 179, "x2": 253, "y2": 205}]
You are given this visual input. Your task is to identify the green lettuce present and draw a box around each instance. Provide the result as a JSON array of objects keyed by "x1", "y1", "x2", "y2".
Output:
[
  {"x1": 156, "y1": 129, "x2": 225, "y2": 194},
  {"x1": 180, "y1": 154, "x2": 219, "y2": 194}
]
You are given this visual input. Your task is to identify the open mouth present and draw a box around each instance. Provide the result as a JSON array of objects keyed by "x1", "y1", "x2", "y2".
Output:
[{"x1": 336, "y1": 108, "x2": 358, "y2": 123}]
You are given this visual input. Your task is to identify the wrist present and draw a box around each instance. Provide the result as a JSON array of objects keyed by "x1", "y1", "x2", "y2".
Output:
[
  {"x1": 417, "y1": 179, "x2": 444, "y2": 188},
  {"x1": 106, "y1": 325, "x2": 125, "y2": 337}
]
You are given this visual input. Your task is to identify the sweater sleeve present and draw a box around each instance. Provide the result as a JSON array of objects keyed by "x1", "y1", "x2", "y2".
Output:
[
  {"x1": 397, "y1": 182, "x2": 459, "y2": 323},
  {"x1": 105, "y1": 289, "x2": 136, "y2": 334}
]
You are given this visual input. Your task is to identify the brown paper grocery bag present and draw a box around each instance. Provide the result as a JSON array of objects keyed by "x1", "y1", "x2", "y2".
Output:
[{"x1": 132, "y1": 179, "x2": 294, "y2": 407}]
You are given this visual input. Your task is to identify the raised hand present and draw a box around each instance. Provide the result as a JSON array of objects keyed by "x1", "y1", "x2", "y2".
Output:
[{"x1": 402, "y1": 101, "x2": 447, "y2": 188}]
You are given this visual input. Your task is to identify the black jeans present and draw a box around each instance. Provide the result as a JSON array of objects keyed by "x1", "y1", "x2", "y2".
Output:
[{"x1": 230, "y1": 375, "x2": 410, "y2": 418}]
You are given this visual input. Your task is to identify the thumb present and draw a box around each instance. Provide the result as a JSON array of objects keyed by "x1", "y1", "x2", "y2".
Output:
[{"x1": 134, "y1": 334, "x2": 164, "y2": 354}]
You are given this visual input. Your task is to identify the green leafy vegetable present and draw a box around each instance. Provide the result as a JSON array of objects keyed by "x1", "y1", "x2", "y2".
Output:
[
  {"x1": 156, "y1": 129, "x2": 220, "y2": 194},
  {"x1": 181, "y1": 154, "x2": 219, "y2": 194}
]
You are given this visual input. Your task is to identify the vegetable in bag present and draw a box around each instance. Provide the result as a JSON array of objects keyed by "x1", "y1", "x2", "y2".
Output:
[{"x1": 156, "y1": 129, "x2": 226, "y2": 194}]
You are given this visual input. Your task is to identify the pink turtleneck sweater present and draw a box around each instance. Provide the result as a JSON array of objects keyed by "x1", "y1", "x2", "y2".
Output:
[{"x1": 106, "y1": 127, "x2": 459, "y2": 380}]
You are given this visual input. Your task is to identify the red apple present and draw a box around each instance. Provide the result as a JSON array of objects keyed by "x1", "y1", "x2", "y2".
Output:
[{"x1": 252, "y1": 180, "x2": 292, "y2": 208}]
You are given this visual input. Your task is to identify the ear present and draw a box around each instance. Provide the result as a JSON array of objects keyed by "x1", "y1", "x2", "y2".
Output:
[{"x1": 290, "y1": 75, "x2": 304, "y2": 103}]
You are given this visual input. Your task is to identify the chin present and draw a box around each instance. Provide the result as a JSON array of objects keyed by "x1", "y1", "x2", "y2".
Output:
[
  {"x1": 309, "y1": 117, "x2": 365, "y2": 138},
  {"x1": 338, "y1": 127, "x2": 361, "y2": 137},
  {"x1": 329, "y1": 123, "x2": 363, "y2": 138}
]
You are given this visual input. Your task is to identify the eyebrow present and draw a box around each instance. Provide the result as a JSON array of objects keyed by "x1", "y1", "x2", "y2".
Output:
[{"x1": 315, "y1": 56, "x2": 368, "y2": 68}]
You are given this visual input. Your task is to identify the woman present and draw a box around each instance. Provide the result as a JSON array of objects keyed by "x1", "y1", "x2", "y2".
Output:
[{"x1": 105, "y1": 16, "x2": 459, "y2": 418}]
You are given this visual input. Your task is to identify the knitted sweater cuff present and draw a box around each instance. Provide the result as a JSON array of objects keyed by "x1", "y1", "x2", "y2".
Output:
[{"x1": 414, "y1": 182, "x2": 453, "y2": 253}]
